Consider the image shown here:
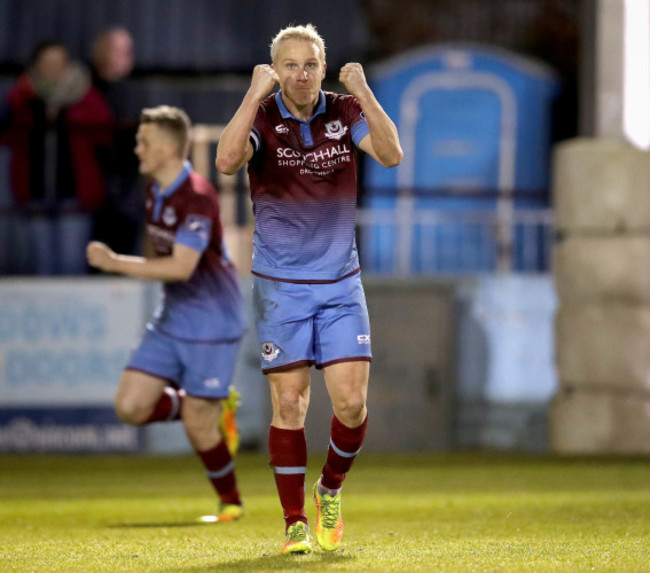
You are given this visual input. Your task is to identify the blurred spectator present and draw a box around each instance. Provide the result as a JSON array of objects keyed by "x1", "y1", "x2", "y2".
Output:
[
  {"x1": 90, "y1": 27, "x2": 144, "y2": 258},
  {"x1": 91, "y1": 27, "x2": 134, "y2": 88},
  {"x1": 0, "y1": 40, "x2": 114, "y2": 275}
]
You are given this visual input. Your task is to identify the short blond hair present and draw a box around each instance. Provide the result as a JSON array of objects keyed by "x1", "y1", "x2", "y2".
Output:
[
  {"x1": 270, "y1": 23, "x2": 326, "y2": 64},
  {"x1": 140, "y1": 105, "x2": 192, "y2": 159}
]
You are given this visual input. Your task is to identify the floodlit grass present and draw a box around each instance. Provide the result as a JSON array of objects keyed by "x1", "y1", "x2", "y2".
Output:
[{"x1": 1, "y1": 452, "x2": 649, "y2": 571}]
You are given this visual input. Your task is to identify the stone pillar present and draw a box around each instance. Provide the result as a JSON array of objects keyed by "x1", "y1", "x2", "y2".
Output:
[
  {"x1": 592, "y1": 0, "x2": 626, "y2": 139},
  {"x1": 550, "y1": 138, "x2": 650, "y2": 453}
]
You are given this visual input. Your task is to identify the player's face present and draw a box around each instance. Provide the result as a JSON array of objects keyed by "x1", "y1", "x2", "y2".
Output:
[
  {"x1": 134, "y1": 123, "x2": 176, "y2": 178},
  {"x1": 273, "y1": 39, "x2": 325, "y2": 114}
]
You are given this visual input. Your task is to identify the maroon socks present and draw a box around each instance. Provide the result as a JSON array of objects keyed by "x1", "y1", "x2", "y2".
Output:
[
  {"x1": 269, "y1": 425, "x2": 308, "y2": 530},
  {"x1": 320, "y1": 414, "x2": 368, "y2": 491},
  {"x1": 197, "y1": 439, "x2": 241, "y2": 506},
  {"x1": 144, "y1": 387, "x2": 184, "y2": 423}
]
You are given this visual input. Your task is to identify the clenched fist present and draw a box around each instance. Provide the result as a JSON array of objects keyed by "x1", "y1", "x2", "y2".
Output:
[
  {"x1": 250, "y1": 64, "x2": 279, "y2": 100},
  {"x1": 339, "y1": 63, "x2": 370, "y2": 98},
  {"x1": 86, "y1": 241, "x2": 116, "y2": 272}
]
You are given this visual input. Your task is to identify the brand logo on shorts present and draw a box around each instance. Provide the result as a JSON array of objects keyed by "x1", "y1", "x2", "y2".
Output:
[
  {"x1": 204, "y1": 378, "x2": 222, "y2": 388},
  {"x1": 261, "y1": 341, "x2": 280, "y2": 362},
  {"x1": 357, "y1": 334, "x2": 371, "y2": 344}
]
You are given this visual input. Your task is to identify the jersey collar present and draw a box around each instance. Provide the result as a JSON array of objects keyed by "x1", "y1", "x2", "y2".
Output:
[
  {"x1": 151, "y1": 160, "x2": 192, "y2": 222},
  {"x1": 275, "y1": 90, "x2": 326, "y2": 122},
  {"x1": 152, "y1": 160, "x2": 193, "y2": 198}
]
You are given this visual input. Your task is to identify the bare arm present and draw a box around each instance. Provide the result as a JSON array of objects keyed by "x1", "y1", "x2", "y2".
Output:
[
  {"x1": 339, "y1": 63, "x2": 403, "y2": 168},
  {"x1": 86, "y1": 241, "x2": 201, "y2": 282},
  {"x1": 215, "y1": 64, "x2": 279, "y2": 175}
]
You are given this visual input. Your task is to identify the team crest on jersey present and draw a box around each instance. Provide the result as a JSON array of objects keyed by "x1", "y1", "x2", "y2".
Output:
[
  {"x1": 261, "y1": 341, "x2": 280, "y2": 362},
  {"x1": 162, "y1": 206, "x2": 177, "y2": 226},
  {"x1": 324, "y1": 120, "x2": 348, "y2": 140},
  {"x1": 275, "y1": 124, "x2": 289, "y2": 134}
]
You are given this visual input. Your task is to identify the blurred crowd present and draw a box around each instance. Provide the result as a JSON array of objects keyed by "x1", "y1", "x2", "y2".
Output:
[
  {"x1": 0, "y1": 28, "x2": 143, "y2": 275},
  {"x1": 0, "y1": 1, "x2": 579, "y2": 277}
]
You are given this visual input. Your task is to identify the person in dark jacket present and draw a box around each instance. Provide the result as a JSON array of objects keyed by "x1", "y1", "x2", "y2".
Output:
[
  {"x1": 90, "y1": 27, "x2": 143, "y2": 258},
  {"x1": 1, "y1": 40, "x2": 114, "y2": 274}
]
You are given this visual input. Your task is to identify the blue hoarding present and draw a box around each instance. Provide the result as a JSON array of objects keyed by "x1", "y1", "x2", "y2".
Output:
[{"x1": 0, "y1": 407, "x2": 144, "y2": 453}]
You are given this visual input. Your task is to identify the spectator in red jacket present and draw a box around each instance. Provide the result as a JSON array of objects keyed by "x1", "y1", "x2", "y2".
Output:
[{"x1": 0, "y1": 40, "x2": 114, "y2": 274}]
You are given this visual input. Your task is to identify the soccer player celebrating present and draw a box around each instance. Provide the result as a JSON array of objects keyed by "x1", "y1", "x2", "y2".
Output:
[
  {"x1": 216, "y1": 24, "x2": 402, "y2": 554},
  {"x1": 87, "y1": 105, "x2": 247, "y2": 522}
]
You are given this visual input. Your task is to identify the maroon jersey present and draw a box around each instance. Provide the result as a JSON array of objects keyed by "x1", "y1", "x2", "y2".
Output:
[
  {"x1": 248, "y1": 90, "x2": 370, "y2": 282},
  {"x1": 144, "y1": 164, "x2": 246, "y2": 342}
]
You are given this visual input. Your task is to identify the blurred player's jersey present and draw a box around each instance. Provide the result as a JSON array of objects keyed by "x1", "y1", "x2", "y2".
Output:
[
  {"x1": 248, "y1": 90, "x2": 369, "y2": 283},
  {"x1": 145, "y1": 162, "x2": 247, "y2": 342}
]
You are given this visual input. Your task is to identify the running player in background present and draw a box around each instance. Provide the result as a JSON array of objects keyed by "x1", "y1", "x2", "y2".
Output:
[
  {"x1": 87, "y1": 105, "x2": 247, "y2": 522},
  {"x1": 216, "y1": 24, "x2": 402, "y2": 553}
]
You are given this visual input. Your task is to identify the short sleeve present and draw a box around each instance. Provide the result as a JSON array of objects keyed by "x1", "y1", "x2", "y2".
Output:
[
  {"x1": 175, "y1": 214, "x2": 213, "y2": 253},
  {"x1": 250, "y1": 104, "x2": 269, "y2": 155},
  {"x1": 250, "y1": 126, "x2": 261, "y2": 152},
  {"x1": 174, "y1": 193, "x2": 215, "y2": 253},
  {"x1": 343, "y1": 95, "x2": 369, "y2": 147}
]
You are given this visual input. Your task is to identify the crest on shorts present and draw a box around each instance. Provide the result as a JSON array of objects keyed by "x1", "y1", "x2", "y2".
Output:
[
  {"x1": 261, "y1": 341, "x2": 280, "y2": 362},
  {"x1": 324, "y1": 120, "x2": 348, "y2": 140}
]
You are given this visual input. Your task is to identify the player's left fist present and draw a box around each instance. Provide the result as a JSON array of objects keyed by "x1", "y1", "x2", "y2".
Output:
[{"x1": 339, "y1": 62, "x2": 369, "y2": 96}]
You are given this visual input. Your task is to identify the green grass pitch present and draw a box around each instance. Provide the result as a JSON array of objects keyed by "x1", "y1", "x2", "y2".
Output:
[{"x1": 1, "y1": 452, "x2": 649, "y2": 571}]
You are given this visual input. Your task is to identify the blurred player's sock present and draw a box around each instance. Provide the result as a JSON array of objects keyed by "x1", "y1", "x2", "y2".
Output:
[
  {"x1": 197, "y1": 440, "x2": 242, "y2": 507},
  {"x1": 281, "y1": 521, "x2": 313, "y2": 555},
  {"x1": 145, "y1": 387, "x2": 184, "y2": 423},
  {"x1": 313, "y1": 478, "x2": 343, "y2": 551},
  {"x1": 269, "y1": 425, "x2": 308, "y2": 531},
  {"x1": 219, "y1": 386, "x2": 240, "y2": 455}
]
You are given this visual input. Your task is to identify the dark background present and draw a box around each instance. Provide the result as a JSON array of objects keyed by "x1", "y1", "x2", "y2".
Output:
[{"x1": 0, "y1": 0, "x2": 580, "y2": 136}]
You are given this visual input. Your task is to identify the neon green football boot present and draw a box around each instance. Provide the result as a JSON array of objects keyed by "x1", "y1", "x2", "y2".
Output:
[
  {"x1": 313, "y1": 479, "x2": 344, "y2": 551},
  {"x1": 216, "y1": 503, "x2": 244, "y2": 522},
  {"x1": 197, "y1": 503, "x2": 244, "y2": 524},
  {"x1": 219, "y1": 385, "x2": 241, "y2": 456},
  {"x1": 281, "y1": 521, "x2": 313, "y2": 555}
]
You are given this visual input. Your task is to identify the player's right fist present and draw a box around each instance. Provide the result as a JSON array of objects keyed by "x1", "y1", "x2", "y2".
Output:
[
  {"x1": 250, "y1": 64, "x2": 279, "y2": 100},
  {"x1": 86, "y1": 241, "x2": 115, "y2": 272}
]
